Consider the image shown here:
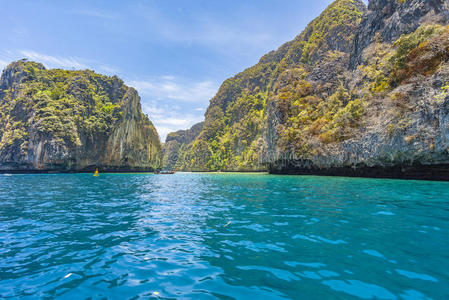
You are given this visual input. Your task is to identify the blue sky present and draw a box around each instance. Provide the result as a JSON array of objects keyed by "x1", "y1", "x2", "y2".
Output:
[{"x1": 0, "y1": 0, "x2": 365, "y2": 140}]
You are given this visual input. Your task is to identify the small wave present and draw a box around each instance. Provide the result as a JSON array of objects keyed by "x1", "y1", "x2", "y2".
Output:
[
  {"x1": 322, "y1": 279, "x2": 396, "y2": 299},
  {"x1": 237, "y1": 266, "x2": 299, "y2": 282},
  {"x1": 372, "y1": 211, "x2": 395, "y2": 216},
  {"x1": 363, "y1": 249, "x2": 385, "y2": 259},
  {"x1": 285, "y1": 261, "x2": 326, "y2": 268},
  {"x1": 292, "y1": 234, "x2": 347, "y2": 245},
  {"x1": 395, "y1": 269, "x2": 439, "y2": 282}
]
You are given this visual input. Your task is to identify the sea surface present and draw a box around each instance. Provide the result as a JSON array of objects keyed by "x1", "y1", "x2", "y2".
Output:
[{"x1": 0, "y1": 173, "x2": 448, "y2": 299}]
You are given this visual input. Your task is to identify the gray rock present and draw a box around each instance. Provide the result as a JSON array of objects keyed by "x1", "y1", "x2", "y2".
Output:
[{"x1": 0, "y1": 60, "x2": 162, "y2": 172}]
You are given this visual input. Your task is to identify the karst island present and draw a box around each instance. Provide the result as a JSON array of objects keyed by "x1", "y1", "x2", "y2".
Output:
[{"x1": 0, "y1": 0, "x2": 448, "y2": 299}]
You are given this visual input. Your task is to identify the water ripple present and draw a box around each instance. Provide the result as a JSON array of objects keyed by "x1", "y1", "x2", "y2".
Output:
[{"x1": 0, "y1": 173, "x2": 448, "y2": 299}]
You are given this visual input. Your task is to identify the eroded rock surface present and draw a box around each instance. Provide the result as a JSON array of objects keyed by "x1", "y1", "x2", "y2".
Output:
[{"x1": 0, "y1": 60, "x2": 162, "y2": 172}]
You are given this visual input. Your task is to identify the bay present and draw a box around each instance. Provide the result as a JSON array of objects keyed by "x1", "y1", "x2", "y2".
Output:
[{"x1": 0, "y1": 173, "x2": 448, "y2": 299}]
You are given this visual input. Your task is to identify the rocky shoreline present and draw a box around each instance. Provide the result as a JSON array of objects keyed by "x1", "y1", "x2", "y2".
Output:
[
  {"x1": 4, "y1": 164, "x2": 449, "y2": 181},
  {"x1": 0, "y1": 167, "x2": 158, "y2": 174},
  {"x1": 268, "y1": 162, "x2": 449, "y2": 181}
]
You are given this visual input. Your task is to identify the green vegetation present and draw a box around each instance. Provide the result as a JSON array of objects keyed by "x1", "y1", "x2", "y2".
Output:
[
  {"x1": 298, "y1": 0, "x2": 363, "y2": 64},
  {"x1": 353, "y1": 24, "x2": 449, "y2": 139},
  {"x1": 389, "y1": 25, "x2": 449, "y2": 85},
  {"x1": 170, "y1": 0, "x2": 365, "y2": 171},
  {"x1": 183, "y1": 91, "x2": 267, "y2": 171},
  {"x1": 279, "y1": 83, "x2": 364, "y2": 156},
  {"x1": 166, "y1": 1, "x2": 448, "y2": 172},
  {"x1": 435, "y1": 82, "x2": 449, "y2": 103},
  {"x1": 0, "y1": 60, "x2": 127, "y2": 153},
  {"x1": 356, "y1": 24, "x2": 449, "y2": 97}
]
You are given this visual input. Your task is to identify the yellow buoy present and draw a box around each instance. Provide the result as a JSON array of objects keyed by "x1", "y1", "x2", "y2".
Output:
[{"x1": 93, "y1": 168, "x2": 99, "y2": 177}]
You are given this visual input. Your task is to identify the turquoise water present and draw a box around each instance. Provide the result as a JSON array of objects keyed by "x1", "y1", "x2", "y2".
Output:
[{"x1": 0, "y1": 173, "x2": 448, "y2": 299}]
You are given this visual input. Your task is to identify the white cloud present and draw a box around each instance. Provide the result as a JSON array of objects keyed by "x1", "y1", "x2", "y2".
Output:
[
  {"x1": 141, "y1": 100, "x2": 205, "y2": 142},
  {"x1": 0, "y1": 49, "x2": 119, "y2": 75},
  {"x1": 142, "y1": 103, "x2": 167, "y2": 116},
  {"x1": 157, "y1": 118, "x2": 195, "y2": 127},
  {"x1": 19, "y1": 50, "x2": 87, "y2": 69},
  {"x1": 152, "y1": 114, "x2": 204, "y2": 142},
  {"x1": 156, "y1": 126, "x2": 177, "y2": 141},
  {"x1": 161, "y1": 75, "x2": 175, "y2": 80},
  {"x1": 128, "y1": 76, "x2": 218, "y2": 104},
  {"x1": 128, "y1": 76, "x2": 216, "y2": 140},
  {"x1": 0, "y1": 60, "x2": 9, "y2": 71},
  {"x1": 97, "y1": 65, "x2": 119, "y2": 74}
]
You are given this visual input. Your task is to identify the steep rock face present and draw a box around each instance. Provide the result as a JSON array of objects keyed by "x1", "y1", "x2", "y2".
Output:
[
  {"x1": 161, "y1": 122, "x2": 203, "y2": 170},
  {"x1": 170, "y1": 0, "x2": 366, "y2": 172},
  {"x1": 165, "y1": 0, "x2": 449, "y2": 179},
  {"x1": 265, "y1": 0, "x2": 449, "y2": 179},
  {"x1": 350, "y1": 0, "x2": 449, "y2": 67},
  {"x1": 166, "y1": 122, "x2": 204, "y2": 145},
  {"x1": 0, "y1": 60, "x2": 162, "y2": 172}
]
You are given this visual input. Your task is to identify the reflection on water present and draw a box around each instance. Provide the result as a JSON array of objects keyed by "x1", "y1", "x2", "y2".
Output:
[{"x1": 0, "y1": 173, "x2": 448, "y2": 299}]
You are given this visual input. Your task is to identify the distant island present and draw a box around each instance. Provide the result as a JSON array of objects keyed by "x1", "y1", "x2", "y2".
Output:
[{"x1": 1, "y1": 0, "x2": 449, "y2": 180}]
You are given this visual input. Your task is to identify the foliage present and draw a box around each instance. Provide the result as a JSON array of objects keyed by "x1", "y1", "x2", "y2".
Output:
[
  {"x1": 298, "y1": 0, "x2": 363, "y2": 64},
  {"x1": 173, "y1": 0, "x2": 365, "y2": 171},
  {"x1": 435, "y1": 82, "x2": 449, "y2": 104},
  {"x1": 0, "y1": 60, "x2": 128, "y2": 152},
  {"x1": 184, "y1": 91, "x2": 267, "y2": 171},
  {"x1": 278, "y1": 84, "x2": 365, "y2": 155},
  {"x1": 356, "y1": 24, "x2": 449, "y2": 98},
  {"x1": 166, "y1": 2, "x2": 448, "y2": 172},
  {"x1": 389, "y1": 25, "x2": 449, "y2": 85}
]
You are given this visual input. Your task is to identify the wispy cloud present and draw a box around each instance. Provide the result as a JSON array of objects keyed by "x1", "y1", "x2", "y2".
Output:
[
  {"x1": 0, "y1": 49, "x2": 119, "y2": 75},
  {"x1": 128, "y1": 76, "x2": 218, "y2": 104},
  {"x1": 97, "y1": 65, "x2": 119, "y2": 74},
  {"x1": 155, "y1": 21, "x2": 273, "y2": 48},
  {"x1": 0, "y1": 60, "x2": 9, "y2": 71},
  {"x1": 19, "y1": 50, "x2": 87, "y2": 69},
  {"x1": 129, "y1": 76, "x2": 216, "y2": 140},
  {"x1": 141, "y1": 101, "x2": 205, "y2": 141},
  {"x1": 152, "y1": 114, "x2": 205, "y2": 142},
  {"x1": 130, "y1": 3, "x2": 276, "y2": 52},
  {"x1": 72, "y1": 9, "x2": 121, "y2": 20}
]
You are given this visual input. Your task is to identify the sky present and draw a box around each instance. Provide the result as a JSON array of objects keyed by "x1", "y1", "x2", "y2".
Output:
[{"x1": 0, "y1": 0, "x2": 367, "y2": 141}]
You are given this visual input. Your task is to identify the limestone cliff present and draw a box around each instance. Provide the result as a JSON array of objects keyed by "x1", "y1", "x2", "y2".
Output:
[
  {"x1": 265, "y1": 0, "x2": 449, "y2": 180},
  {"x1": 350, "y1": 0, "x2": 449, "y2": 67},
  {"x1": 0, "y1": 60, "x2": 162, "y2": 172},
  {"x1": 165, "y1": 0, "x2": 449, "y2": 180},
  {"x1": 167, "y1": 0, "x2": 367, "y2": 172},
  {"x1": 162, "y1": 122, "x2": 203, "y2": 171}
]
